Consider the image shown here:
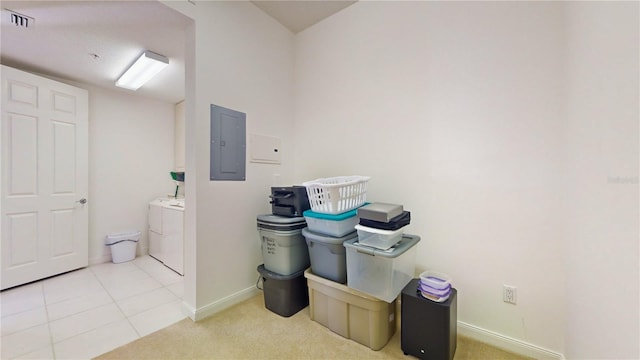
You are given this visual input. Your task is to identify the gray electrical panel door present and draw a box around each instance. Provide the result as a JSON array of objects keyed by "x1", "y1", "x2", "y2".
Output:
[{"x1": 210, "y1": 104, "x2": 246, "y2": 181}]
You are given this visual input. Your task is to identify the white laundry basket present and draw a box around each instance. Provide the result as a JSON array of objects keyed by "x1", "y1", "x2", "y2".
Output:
[
  {"x1": 105, "y1": 231, "x2": 140, "y2": 263},
  {"x1": 302, "y1": 176, "x2": 370, "y2": 214}
]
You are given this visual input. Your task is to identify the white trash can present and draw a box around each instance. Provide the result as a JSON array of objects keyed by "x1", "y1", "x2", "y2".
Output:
[{"x1": 105, "y1": 231, "x2": 141, "y2": 263}]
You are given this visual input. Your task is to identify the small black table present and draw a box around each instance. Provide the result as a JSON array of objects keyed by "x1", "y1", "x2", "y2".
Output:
[{"x1": 401, "y1": 279, "x2": 457, "y2": 360}]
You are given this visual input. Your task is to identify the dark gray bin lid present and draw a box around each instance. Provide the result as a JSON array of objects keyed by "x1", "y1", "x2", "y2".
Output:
[
  {"x1": 257, "y1": 214, "x2": 306, "y2": 231},
  {"x1": 257, "y1": 214, "x2": 305, "y2": 224},
  {"x1": 343, "y1": 234, "x2": 420, "y2": 258},
  {"x1": 257, "y1": 264, "x2": 306, "y2": 280}
]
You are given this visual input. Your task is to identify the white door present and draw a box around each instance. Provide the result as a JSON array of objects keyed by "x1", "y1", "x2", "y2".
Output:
[{"x1": 1, "y1": 65, "x2": 88, "y2": 290}]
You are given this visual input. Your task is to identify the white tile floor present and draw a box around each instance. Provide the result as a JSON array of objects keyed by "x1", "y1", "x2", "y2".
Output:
[{"x1": 0, "y1": 255, "x2": 186, "y2": 359}]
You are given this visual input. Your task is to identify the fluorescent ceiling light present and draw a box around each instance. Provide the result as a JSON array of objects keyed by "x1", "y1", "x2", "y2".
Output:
[{"x1": 115, "y1": 51, "x2": 169, "y2": 90}]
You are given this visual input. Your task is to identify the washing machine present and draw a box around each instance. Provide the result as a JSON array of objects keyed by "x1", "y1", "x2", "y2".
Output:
[{"x1": 148, "y1": 198, "x2": 184, "y2": 275}]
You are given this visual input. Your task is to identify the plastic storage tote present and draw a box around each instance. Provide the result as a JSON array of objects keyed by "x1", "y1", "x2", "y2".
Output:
[
  {"x1": 420, "y1": 270, "x2": 452, "y2": 290},
  {"x1": 344, "y1": 234, "x2": 420, "y2": 303},
  {"x1": 257, "y1": 215, "x2": 309, "y2": 276},
  {"x1": 304, "y1": 269, "x2": 396, "y2": 351},
  {"x1": 302, "y1": 228, "x2": 357, "y2": 284},
  {"x1": 357, "y1": 203, "x2": 403, "y2": 223},
  {"x1": 303, "y1": 207, "x2": 359, "y2": 237},
  {"x1": 258, "y1": 265, "x2": 308, "y2": 317},
  {"x1": 105, "y1": 231, "x2": 140, "y2": 263},
  {"x1": 302, "y1": 176, "x2": 370, "y2": 215},
  {"x1": 354, "y1": 224, "x2": 404, "y2": 250}
]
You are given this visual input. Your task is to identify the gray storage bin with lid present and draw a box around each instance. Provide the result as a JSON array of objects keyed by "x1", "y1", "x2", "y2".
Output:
[
  {"x1": 257, "y1": 214, "x2": 309, "y2": 276},
  {"x1": 344, "y1": 234, "x2": 421, "y2": 302},
  {"x1": 302, "y1": 227, "x2": 357, "y2": 284}
]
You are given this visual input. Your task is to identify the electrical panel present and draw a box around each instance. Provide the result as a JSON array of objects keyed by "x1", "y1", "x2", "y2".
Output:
[{"x1": 210, "y1": 104, "x2": 246, "y2": 181}]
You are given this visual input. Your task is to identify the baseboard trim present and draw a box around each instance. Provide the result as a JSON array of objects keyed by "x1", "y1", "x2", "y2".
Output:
[
  {"x1": 181, "y1": 300, "x2": 197, "y2": 320},
  {"x1": 89, "y1": 249, "x2": 149, "y2": 266},
  {"x1": 458, "y1": 321, "x2": 564, "y2": 360},
  {"x1": 182, "y1": 286, "x2": 261, "y2": 322},
  {"x1": 89, "y1": 255, "x2": 111, "y2": 266},
  {"x1": 178, "y1": 289, "x2": 565, "y2": 359}
]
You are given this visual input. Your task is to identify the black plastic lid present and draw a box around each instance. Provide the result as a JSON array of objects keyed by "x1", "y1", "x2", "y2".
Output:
[
  {"x1": 257, "y1": 264, "x2": 306, "y2": 280},
  {"x1": 257, "y1": 214, "x2": 305, "y2": 224},
  {"x1": 359, "y1": 211, "x2": 411, "y2": 231}
]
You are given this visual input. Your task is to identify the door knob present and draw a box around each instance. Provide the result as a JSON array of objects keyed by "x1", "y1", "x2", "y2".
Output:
[{"x1": 76, "y1": 198, "x2": 87, "y2": 205}]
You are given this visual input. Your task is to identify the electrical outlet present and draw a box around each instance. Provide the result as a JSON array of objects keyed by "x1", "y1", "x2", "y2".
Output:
[{"x1": 503, "y1": 285, "x2": 517, "y2": 304}]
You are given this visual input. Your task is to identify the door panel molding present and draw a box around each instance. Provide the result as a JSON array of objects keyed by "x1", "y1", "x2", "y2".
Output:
[{"x1": 1, "y1": 65, "x2": 88, "y2": 290}]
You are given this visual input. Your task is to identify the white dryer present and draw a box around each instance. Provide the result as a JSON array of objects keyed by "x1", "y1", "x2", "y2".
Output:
[{"x1": 148, "y1": 198, "x2": 184, "y2": 275}]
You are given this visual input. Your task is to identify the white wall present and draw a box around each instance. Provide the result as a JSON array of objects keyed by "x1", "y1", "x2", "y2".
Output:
[
  {"x1": 163, "y1": 1, "x2": 295, "y2": 315},
  {"x1": 163, "y1": 1, "x2": 638, "y2": 357},
  {"x1": 564, "y1": 2, "x2": 639, "y2": 359},
  {"x1": 86, "y1": 85, "x2": 176, "y2": 264},
  {"x1": 294, "y1": 1, "x2": 566, "y2": 354}
]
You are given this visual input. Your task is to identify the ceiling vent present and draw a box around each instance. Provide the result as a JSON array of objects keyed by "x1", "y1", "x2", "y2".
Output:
[{"x1": 6, "y1": 9, "x2": 34, "y2": 28}]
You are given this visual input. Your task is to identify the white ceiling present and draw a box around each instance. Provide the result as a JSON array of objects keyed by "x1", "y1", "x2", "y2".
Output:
[
  {"x1": 1, "y1": 1, "x2": 191, "y2": 104},
  {"x1": 251, "y1": 1, "x2": 356, "y2": 34},
  {"x1": 0, "y1": 1, "x2": 355, "y2": 104}
]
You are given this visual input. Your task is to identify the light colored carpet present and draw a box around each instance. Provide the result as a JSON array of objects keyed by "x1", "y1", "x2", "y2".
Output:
[{"x1": 96, "y1": 294, "x2": 532, "y2": 359}]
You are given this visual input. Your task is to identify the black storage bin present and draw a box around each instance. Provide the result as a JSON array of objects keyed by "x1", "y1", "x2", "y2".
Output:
[
  {"x1": 401, "y1": 279, "x2": 457, "y2": 360},
  {"x1": 270, "y1": 186, "x2": 310, "y2": 217},
  {"x1": 257, "y1": 264, "x2": 309, "y2": 317}
]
